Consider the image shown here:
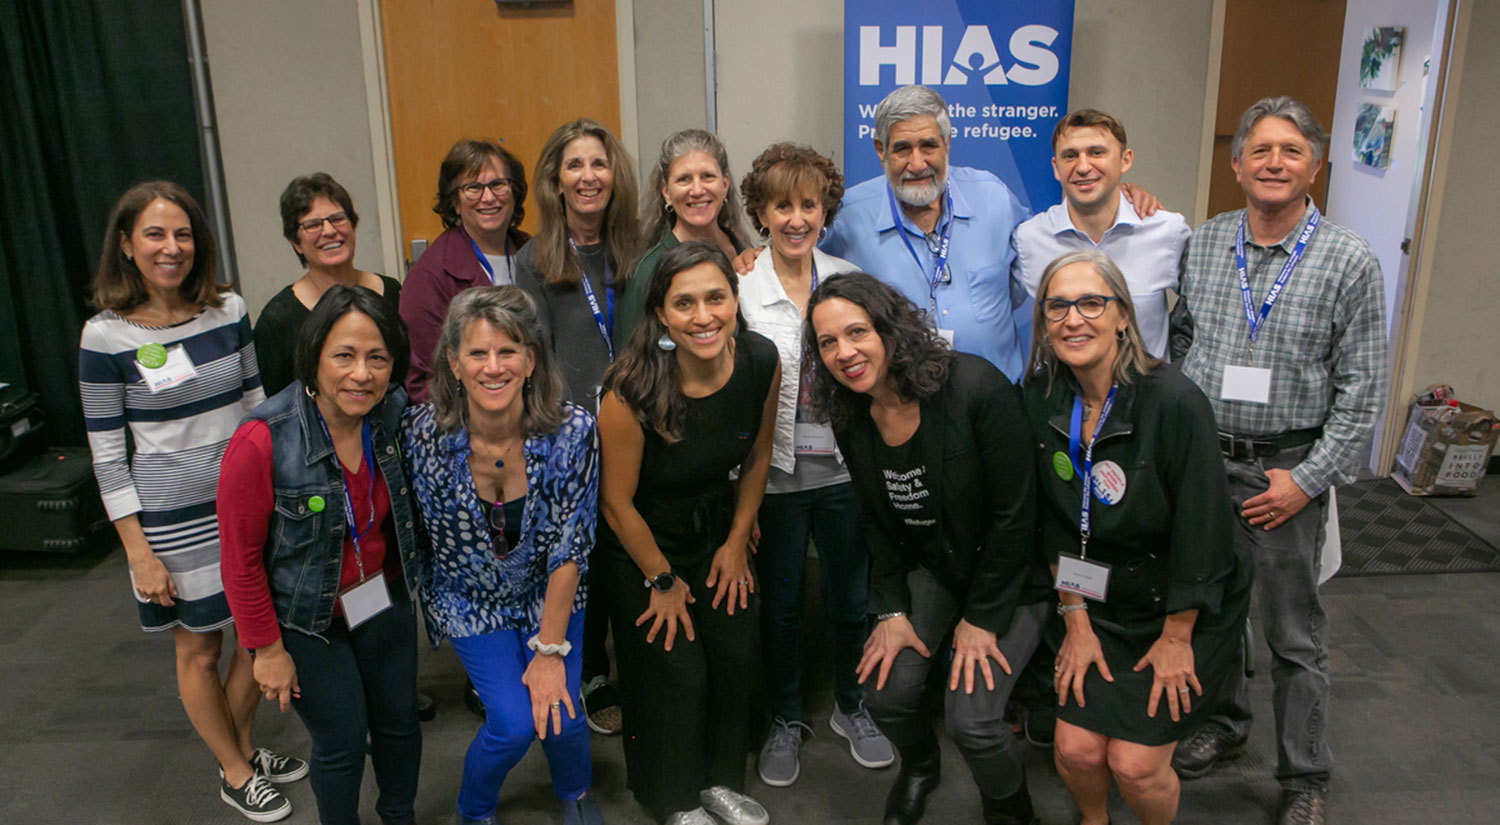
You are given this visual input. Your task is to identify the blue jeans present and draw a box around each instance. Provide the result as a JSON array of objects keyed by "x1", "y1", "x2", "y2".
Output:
[
  {"x1": 282, "y1": 586, "x2": 421, "y2": 825},
  {"x1": 755, "y1": 481, "x2": 869, "y2": 721},
  {"x1": 1211, "y1": 445, "x2": 1333, "y2": 792},
  {"x1": 448, "y1": 609, "x2": 590, "y2": 820}
]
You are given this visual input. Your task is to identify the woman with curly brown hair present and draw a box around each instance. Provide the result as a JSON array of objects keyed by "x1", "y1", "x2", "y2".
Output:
[
  {"x1": 804, "y1": 273, "x2": 1052, "y2": 825},
  {"x1": 734, "y1": 143, "x2": 893, "y2": 788}
]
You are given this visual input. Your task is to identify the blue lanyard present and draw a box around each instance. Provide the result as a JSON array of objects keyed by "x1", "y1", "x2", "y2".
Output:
[
  {"x1": 887, "y1": 184, "x2": 955, "y2": 309},
  {"x1": 1068, "y1": 386, "x2": 1116, "y2": 559},
  {"x1": 1235, "y1": 207, "x2": 1320, "y2": 345},
  {"x1": 569, "y1": 238, "x2": 615, "y2": 361},
  {"x1": 809, "y1": 256, "x2": 819, "y2": 295},
  {"x1": 316, "y1": 414, "x2": 377, "y2": 582},
  {"x1": 468, "y1": 237, "x2": 511, "y2": 286}
]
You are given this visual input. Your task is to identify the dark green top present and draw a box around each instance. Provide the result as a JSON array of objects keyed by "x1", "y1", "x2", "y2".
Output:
[
  {"x1": 252, "y1": 274, "x2": 401, "y2": 398},
  {"x1": 612, "y1": 230, "x2": 679, "y2": 351}
]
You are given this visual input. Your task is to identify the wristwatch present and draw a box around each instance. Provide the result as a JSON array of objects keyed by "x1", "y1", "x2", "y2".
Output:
[
  {"x1": 645, "y1": 571, "x2": 677, "y2": 592},
  {"x1": 1057, "y1": 603, "x2": 1088, "y2": 617}
]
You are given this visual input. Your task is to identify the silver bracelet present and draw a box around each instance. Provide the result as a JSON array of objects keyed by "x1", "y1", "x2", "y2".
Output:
[
  {"x1": 1056, "y1": 603, "x2": 1088, "y2": 617},
  {"x1": 526, "y1": 634, "x2": 573, "y2": 657},
  {"x1": 876, "y1": 611, "x2": 907, "y2": 622}
]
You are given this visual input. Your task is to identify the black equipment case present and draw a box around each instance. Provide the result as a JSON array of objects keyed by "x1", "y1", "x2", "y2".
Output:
[
  {"x1": 0, "y1": 447, "x2": 110, "y2": 552},
  {"x1": 0, "y1": 384, "x2": 46, "y2": 473}
]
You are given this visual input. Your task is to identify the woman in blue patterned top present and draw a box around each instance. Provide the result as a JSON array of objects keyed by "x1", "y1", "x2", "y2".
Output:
[{"x1": 400, "y1": 285, "x2": 602, "y2": 825}]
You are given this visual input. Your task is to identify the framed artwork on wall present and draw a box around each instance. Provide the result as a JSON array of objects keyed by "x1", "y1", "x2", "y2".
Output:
[
  {"x1": 1354, "y1": 103, "x2": 1396, "y2": 169},
  {"x1": 1360, "y1": 26, "x2": 1404, "y2": 90}
]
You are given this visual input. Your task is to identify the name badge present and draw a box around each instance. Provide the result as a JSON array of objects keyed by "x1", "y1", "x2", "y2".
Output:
[
  {"x1": 137, "y1": 345, "x2": 198, "y2": 394},
  {"x1": 794, "y1": 422, "x2": 837, "y2": 456},
  {"x1": 338, "y1": 571, "x2": 392, "y2": 629},
  {"x1": 1055, "y1": 553, "x2": 1111, "y2": 602},
  {"x1": 1220, "y1": 365, "x2": 1272, "y2": 405},
  {"x1": 937, "y1": 328, "x2": 956, "y2": 346}
]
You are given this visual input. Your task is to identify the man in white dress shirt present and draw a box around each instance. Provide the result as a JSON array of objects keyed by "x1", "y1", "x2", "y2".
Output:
[{"x1": 1013, "y1": 109, "x2": 1190, "y2": 358}]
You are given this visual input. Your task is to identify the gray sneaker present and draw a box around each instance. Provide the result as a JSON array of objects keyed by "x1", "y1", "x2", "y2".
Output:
[
  {"x1": 830, "y1": 704, "x2": 895, "y2": 768},
  {"x1": 758, "y1": 717, "x2": 810, "y2": 787},
  {"x1": 699, "y1": 786, "x2": 769, "y2": 825}
]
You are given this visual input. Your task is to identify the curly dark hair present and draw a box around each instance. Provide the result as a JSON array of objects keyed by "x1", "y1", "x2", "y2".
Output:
[
  {"x1": 741, "y1": 142, "x2": 845, "y2": 234},
  {"x1": 801, "y1": 272, "x2": 953, "y2": 429},
  {"x1": 279, "y1": 172, "x2": 359, "y2": 266}
]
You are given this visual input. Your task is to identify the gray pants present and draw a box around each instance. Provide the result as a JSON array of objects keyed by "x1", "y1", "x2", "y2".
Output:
[
  {"x1": 863, "y1": 566, "x2": 1047, "y2": 799},
  {"x1": 1208, "y1": 444, "x2": 1333, "y2": 792}
]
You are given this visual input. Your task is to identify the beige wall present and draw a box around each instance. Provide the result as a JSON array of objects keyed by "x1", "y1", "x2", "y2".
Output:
[
  {"x1": 1410, "y1": 0, "x2": 1500, "y2": 410},
  {"x1": 199, "y1": 0, "x2": 387, "y2": 321},
  {"x1": 631, "y1": 0, "x2": 708, "y2": 180}
]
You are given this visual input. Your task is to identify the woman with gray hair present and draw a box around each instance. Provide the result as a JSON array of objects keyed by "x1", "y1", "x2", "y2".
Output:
[
  {"x1": 1022, "y1": 250, "x2": 1251, "y2": 825},
  {"x1": 400, "y1": 286, "x2": 603, "y2": 825}
]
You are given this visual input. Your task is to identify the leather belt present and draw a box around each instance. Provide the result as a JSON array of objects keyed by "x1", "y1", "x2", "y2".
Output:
[{"x1": 1218, "y1": 427, "x2": 1323, "y2": 460}]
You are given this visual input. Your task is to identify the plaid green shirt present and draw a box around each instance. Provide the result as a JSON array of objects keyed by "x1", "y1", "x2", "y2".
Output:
[{"x1": 1173, "y1": 200, "x2": 1387, "y2": 497}]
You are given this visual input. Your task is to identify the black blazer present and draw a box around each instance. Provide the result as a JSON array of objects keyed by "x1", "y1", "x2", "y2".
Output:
[{"x1": 834, "y1": 353, "x2": 1050, "y2": 634}]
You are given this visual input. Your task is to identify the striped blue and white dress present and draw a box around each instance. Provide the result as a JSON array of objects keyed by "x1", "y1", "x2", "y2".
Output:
[{"x1": 79, "y1": 292, "x2": 265, "y2": 632}]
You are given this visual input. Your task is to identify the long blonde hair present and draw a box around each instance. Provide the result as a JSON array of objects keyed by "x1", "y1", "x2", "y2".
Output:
[
  {"x1": 531, "y1": 119, "x2": 640, "y2": 287},
  {"x1": 1025, "y1": 250, "x2": 1159, "y2": 392}
]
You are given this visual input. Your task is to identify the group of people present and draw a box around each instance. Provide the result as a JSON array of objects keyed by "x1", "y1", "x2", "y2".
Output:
[{"x1": 78, "y1": 82, "x2": 1386, "y2": 825}]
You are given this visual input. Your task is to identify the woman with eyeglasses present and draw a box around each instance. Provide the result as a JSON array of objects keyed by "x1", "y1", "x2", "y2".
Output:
[
  {"x1": 401, "y1": 286, "x2": 603, "y2": 825},
  {"x1": 255, "y1": 173, "x2": 402, "y2": 398},
  {"x1": 400, "y1": 139, "x2": 532, "y2": 403},
  {"x1": 612, "y1": 129, "x2": 751, "y2": 346},
  {"x1": 1023, "y1": 250, "x2": 1251, "y2": 825}
]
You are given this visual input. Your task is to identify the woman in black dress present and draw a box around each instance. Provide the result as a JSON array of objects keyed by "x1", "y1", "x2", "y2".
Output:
[
  {"x1": 1022, "y1": 250, "x2": 1252, "y2": 825},
  {"x1": 595, "y1": 241, "x2": 780, "y2": 825},
  {"x1": 804, "y1": 273, "x2": 1051, "y2": 825}
]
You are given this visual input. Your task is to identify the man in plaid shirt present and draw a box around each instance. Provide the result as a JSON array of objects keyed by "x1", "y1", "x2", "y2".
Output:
[{"x1": 1168, "y1": 97, "x2": 1387, "y2": 825}]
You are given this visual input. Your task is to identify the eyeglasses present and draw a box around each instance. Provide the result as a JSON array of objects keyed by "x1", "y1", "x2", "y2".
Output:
[
  {"x1": 298, "y1": 212, "x2": 350, "y2": 234},
  {"x1": 458, "y1": 179, "x2": 513, "y2": 200},
  {"x1": 1042, "y1": 294, "x2": 1120, "y2": 321},
  {"x1": 487, "y1": 494, "x2": 511, "y2": 559}
]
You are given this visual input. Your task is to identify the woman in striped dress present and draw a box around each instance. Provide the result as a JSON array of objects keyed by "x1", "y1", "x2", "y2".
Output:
[{"x1": 79, "y1": 181, "x2": 305, "y2": 822}]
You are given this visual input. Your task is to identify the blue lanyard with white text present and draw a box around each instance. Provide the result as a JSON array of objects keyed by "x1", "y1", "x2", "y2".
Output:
[
  {"x1": 569, "y1": 238, "x2": 615, "y2": 361},
  {"x1": 1068, "y1": 386, "x2": 1116, "y2": 559},
  {"x1": 317, "y1": 414, "x2": 377, "y2": 582},
  {"x1": 468, "y1": 237, "x2": 511, "y2": 286},
  {"x1": 1235, "y1": 208, "x2": 1319, "y2": 345},
  {"x1": 887, "y1": 184, "x2": 954, "y2": 309}
]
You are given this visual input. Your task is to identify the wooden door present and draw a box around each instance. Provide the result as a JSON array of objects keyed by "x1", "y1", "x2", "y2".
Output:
[
  {"x1": 380, "y1": 0, "x2": 622, "y2": 266},
  {"x1": 1208, "y1": 0, "x2": 1347, "y2": 218}
]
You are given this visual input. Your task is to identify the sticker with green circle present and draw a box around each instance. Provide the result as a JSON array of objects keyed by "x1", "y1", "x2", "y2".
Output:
[
  {"x1": 1052, "y1": 451, "x2": 1074, "y2": 481},
  {"x1": 307, "y1": 495, "x2": 326, "y2": 513},
  {"x1": 136, "y1": 342, "x2": 168, "y2": 369}
]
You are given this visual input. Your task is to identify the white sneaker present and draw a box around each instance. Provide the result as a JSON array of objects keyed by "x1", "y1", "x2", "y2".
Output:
[
  {"x1": 699, "y1": 786, "x2": 769, "y2": 825},
  {"x1": 664, "y1": 807, "x2": 717, "y2": 825}
]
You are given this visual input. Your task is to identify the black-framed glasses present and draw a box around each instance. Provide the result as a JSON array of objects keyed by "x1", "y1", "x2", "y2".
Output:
[
  {"x1": 1042, "y1": 294, "x2": 1120, "y2": 321},
  {"x1": 298, "y1": 212, "x2": 349, "y2": 234},
  {"x1": 458, "y1": 179, "x2": 513, "y2": 200}
]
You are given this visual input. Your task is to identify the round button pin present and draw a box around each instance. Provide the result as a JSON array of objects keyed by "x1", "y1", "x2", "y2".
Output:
[
  {"x1": 1052, "y1": 451, "x2": 1074, "y2": 481},
  {"x1": 136, "y1": 342, "x2": 168, "y2": 369},
  {"x1": 308, "y1": 495, "x2": 326, "y2": 513}
]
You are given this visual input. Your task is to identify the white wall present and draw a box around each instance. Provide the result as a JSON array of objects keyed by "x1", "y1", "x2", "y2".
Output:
[
  {"x1": 1326, "y1": 0, "x2": 1441, "y2": 333},
  {"x1": 199, "y1": 0, "x2": 388, "y2": 321}
]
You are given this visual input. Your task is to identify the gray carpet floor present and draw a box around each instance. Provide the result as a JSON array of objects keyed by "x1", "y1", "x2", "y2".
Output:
[{"x1": 3, "y1": 476, "x2": 1499, "y2": 824}]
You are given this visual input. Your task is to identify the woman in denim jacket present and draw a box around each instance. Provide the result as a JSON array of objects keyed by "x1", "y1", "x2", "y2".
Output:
[
  {"x1": 219, "y1": 285, "x2": 423, "y2": 825},
  {"x1": 401, "y1": 286, "x2": 602, "y2": 825}
]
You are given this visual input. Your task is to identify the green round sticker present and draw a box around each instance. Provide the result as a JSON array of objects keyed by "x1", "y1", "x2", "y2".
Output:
[
  {"x1": 1052, "y1": 451, "x2": 1074, "y2": 481},
  {"x1": 307, "y1": 495, "x2": 326, "y2": 513},
  {"x1": 136, "y1": 342, "x2": 168, "y2": 369}
]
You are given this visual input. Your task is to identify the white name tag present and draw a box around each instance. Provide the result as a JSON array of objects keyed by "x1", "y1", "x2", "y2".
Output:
[
  {"x1": 1055, "y1": 553, "x2": 1111, "y2": 602},
  {"x1": 937, "y1": 328, "x2": 956, "y2": 346},
  {"x1": 338, "y1": 571, "x2": 392, "y2": 629},
  {"x1": 794, "y1": 422, "x2": 837, "y2": 456},
  {"x1": 1220, "y1": 365, "x2": 1272, "y2": 405},
  {"x1": 137, "y1": 346, "x2": 198, "y2": 394}
]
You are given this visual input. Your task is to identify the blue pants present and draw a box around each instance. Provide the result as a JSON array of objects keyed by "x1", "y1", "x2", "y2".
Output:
[
  {"x1": 448, "y1": 610, "x2": 590, "y2": 820},
  {"x1": 755, "y1": 482, "x2": 869, "y2": 721}
]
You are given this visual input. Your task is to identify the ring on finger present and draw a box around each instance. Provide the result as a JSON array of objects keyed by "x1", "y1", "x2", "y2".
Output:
[{"x1": 1178, "y1": 687, "x2": 1190, "y2": 694}]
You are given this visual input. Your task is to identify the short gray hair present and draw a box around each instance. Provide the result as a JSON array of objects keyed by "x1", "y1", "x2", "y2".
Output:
[
  {"x1": 428, "y1": 286, "x2": 565, "y2": 436},
  {"x1": 1231, "y1": 96, "x2": 1327, "y2": 164},
  {"x1": 873, "y1": 85, "x2": 952, "y2": 148}
]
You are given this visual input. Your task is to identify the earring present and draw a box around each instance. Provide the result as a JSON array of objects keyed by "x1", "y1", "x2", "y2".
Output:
[
  {"x1": 1117, "y1": 328, "x2": 1127, "y2": 341},
  {"x1": 665, "y1": 201, "x2": 675, "y2": 214},
  {"x1": 818, "y1": 226, "x2": 828, "y2": 241},
  {"x1": 657, "y1": 333, "x2": 677, "y2": 352},
  {"x1": 304, "y1": 385, "x2": 317, "y2": 399},
  {"x1": 759, "y1": 226, "x2": 770, "y2": 239}
]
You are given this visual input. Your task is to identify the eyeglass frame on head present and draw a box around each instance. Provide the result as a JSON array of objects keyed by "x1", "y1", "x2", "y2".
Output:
[
  {"x1": 298, "y1": 211, "x2": 350, "y2": 234},
  {"x1": 1042, "y1": 293, "x2": 1120, "y2": 322},
  {"x1": 457, "y1": 179, "x2": 513, "y2": 201}
]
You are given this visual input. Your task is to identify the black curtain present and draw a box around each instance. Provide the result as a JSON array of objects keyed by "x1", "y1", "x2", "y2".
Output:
[{"x1": 0, "y1": 1, "x2": 206, "y2": 446}]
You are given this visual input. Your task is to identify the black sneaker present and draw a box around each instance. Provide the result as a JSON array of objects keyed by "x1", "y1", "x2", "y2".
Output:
[
  {"x1": 1171, "y1": 725, "x2": 1246, "y2": 778},
  {"x1": 1278, "y1": 790, "x2": 1327, "y2": 825},
  {"x1": 220, "y1": 773, "x2": 292, "y2": 822},
  {"x1": 250, "y1": 747, "x2": 308, "y2": 783}
]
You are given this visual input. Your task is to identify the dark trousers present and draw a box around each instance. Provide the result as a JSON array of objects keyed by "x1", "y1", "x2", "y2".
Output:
[
  {"x1": 600, "y1": 543, "x2": 756, "y2": 822},
  {"x1": 862, "y1": 567, "x2": 1046, "y2": 800},
  {"x1": 1208, "y1": 444, "x2": 1333, "y2": 792},
  {"x1": 755, "y1": 481, "x2": 868, "y2": 721},
  {"x1": 581, "y1": 565, "x2": 613, "y2": 684},
  {"x1": 282, "y1": 587, "x2": 422, "y2": 825}
]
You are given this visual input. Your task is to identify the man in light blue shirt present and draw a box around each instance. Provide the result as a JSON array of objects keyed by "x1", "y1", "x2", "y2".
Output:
[
  {"x1": 1013, "y1": 109, "x2": 1190, "y2": 359},
  {"x1": 821, "y1": 85, "x2": 1032, "y2": 380}
]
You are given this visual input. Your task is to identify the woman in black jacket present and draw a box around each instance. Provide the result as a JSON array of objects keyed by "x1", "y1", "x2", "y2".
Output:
[{"x1": 803, "y1": 272, "x2": 1051, "y2": 825}]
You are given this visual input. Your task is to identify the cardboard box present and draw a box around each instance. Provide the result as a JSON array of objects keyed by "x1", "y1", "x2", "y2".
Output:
[{"x1": 1391, "y1": 385, "x2": 1499, "y2": 496}]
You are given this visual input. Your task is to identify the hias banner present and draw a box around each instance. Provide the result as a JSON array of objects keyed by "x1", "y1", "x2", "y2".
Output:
[{"x1": 843, "y1": 0, "x2": 1075, "y2": 212}]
